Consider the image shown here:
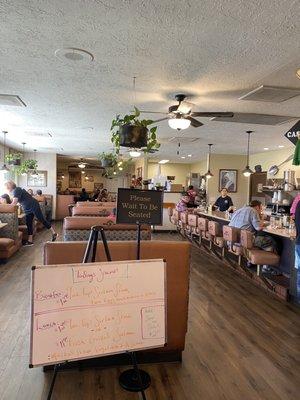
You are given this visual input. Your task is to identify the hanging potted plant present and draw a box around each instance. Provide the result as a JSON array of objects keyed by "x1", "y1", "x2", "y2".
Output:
[
  {"x1": 17, "y1": 159, "x2": 38, "y2": 175},
  {"x1": 111, "y1": 107, "x2": 160, "y2": 154},
  {"x1": 99, "y1": 152, "x2": 118, "y2": 168},
  {"x1": 5, "y1": 152, "x2": 22, "y2": 166}
]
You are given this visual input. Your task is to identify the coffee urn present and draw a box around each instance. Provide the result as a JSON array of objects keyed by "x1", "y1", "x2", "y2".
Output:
[{"x1": 283, "y1": 170, "x2": 296, "y2": 192}]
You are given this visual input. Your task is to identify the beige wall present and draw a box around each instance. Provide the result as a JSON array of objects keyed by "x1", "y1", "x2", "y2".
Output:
[
  {"x1": 148, "y1": 162, "x2": 191, "y2": 185},
  {"x1": 249, "y1": 146, "x2": 299, "y2": 179},
  {"x1": 204, "y1": 154, "x2": 249, "y2": 208},
  {"x1": 19, "y1": 152, "x2": 57, "y2": 217},
  {"x1": 190, "y1": 158, "x2": 207, "y2": 174},
  {"x1": 134, "y1": 156, "x2": 148, "y2": 179}
]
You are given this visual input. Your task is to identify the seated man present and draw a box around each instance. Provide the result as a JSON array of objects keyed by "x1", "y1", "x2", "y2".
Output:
[
  {"x1": 229, "y1": 200, "x2": 279, "y2": 253},
  {"x1": 79, "y1": 188, "x2": 89, "y2": 202},
  {"x1": 34, "y1": 189, "x2": 47, "y2": 204}
]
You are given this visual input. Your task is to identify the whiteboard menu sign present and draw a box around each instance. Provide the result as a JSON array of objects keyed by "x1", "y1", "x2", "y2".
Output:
[{"x1": 30, "y1": 259, "x2": 166, "y2": 367}]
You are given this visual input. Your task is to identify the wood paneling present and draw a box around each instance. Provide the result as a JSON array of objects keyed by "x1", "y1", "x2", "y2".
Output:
[{"x1": 0, "y1": 227, "x2": 299, "y2": 399}]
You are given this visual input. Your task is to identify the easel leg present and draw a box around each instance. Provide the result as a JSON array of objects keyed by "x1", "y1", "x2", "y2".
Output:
[
  {"x1": 47, "y1": 363, "x2": 60, "y2": 400},
  {"x1": 91, "y1": 230, "x2": 99, "y2": 262},
  {"x1": 83, "y1": 230, "x2": 95, "y2": 263},
  {"x1": 119, "y1": 352, "x2": 150, "y2": 396},
  {"x1": 137, "y1": 223, "x2": 141, "y2": 260},
  {"x1": 100, "y1": 228, "x2": 112, "y2": 261}
]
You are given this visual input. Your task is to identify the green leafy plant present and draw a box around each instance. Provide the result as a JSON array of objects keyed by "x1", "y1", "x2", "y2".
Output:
[
  {"x1": 5, "y1": 152, "x2": 22, "y2": 164},
  {"x1": 110, "y1": 106, "x2": 160, "y2": 154},
  {"x1": 99, "y1": 152, "x2": 118, "y2": 168},
  {"x1": 16, "y1": 159, "x2": 38, "y2": 175}
]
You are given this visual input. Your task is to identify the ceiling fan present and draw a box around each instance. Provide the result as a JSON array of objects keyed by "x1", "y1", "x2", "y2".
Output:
[{"x1": 140, "y1": 94, "x2": 234, "y2": 130}]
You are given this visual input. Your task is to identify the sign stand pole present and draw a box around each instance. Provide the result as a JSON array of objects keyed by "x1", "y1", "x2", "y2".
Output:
[
  {"x1": 46, "y1": 363, "x2": 62, "y2": 400},
  {"x1": 119, "y1": 220, "x2": 151, "y2": 397},
  {"x1": 83, "y1": 225, "x2": 150, "y2": 397}
]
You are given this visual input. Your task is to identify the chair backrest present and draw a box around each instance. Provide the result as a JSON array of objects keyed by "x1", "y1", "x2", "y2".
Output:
[
  {"x1": 173, "y1": 209, "x2": 180, "y2": 221},
  {"x1": 0, "y1": 204, "x2": 19, "y2": 241},
  {"x1": 198, "y1": 217, "x2": 208, "y2": 231},
  {"x1": 167, "y1": 207, "x2": 173, "y2": 217},
  {"x1": 240, "y1": 229, "x2": 254, "y2": 249},
  {"x1": 188, "y1": 214, "x2": 198, "y2": 227},
  {"x1": 223, "y1": 225, "x2": 240, "y2": 242},
  {"x1": 208, "y1": 220, "x2": 220, "y2": 236},
  {"x1": 180, "y1": 212, "x2": 188, "y2": 224},
  {"x1": 43, "y1": 240, "x2": 191, "y2": 352}
]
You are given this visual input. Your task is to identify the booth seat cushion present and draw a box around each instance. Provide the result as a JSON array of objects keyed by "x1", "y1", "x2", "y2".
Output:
[
  {"x1": 0, "y1": 238, "x2": 15, "y2": 250},
  {"x1": 248, "y1": 249, "x2": 280, "y2": 266},
  {"x1": 43, "y1": 240, "x2": 191, "y2": 353}
]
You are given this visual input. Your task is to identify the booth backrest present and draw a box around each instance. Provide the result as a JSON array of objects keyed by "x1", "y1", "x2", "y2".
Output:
[
  {"x1": 43, "y1": 240, "x2": 191, "y2": 352},
  {"x1": 0, "y1": 204, "x2": 19, "y2": 240},
  {"x1": 56, "y1": 194, "x2": 75, "y2": 220},
  {"x1": 76, "y1": 201, "x2": 116, "y2": 208},
  {"x1": 72, "y1": 206, "x2": 115, "y2": 216},
  {"x1": 63, "y1": 217, "x2": 151, "y2": 241}
]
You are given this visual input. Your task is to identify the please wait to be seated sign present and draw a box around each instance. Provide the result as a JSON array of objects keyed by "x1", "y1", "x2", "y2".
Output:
[{"x1": 116, "y1": 188, "x2": 164, "y2": 225}]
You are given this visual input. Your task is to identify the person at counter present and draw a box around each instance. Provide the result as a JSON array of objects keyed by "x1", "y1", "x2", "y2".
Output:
[
  {"x1": 176, "y1": 192, "x2": 190, "y2": 212},
  {"x1": 187, "y1": 185, "x2": 197, "y2": 208},
  {"x1": 294, "y1": 201, "x2": 300, "y2": 303},
  {"x1": 229, "y1": 200, "x2": 279, "y2": 253},
  {"x1": 214, "y1": 188, "x2": 234, "y2": 212}
]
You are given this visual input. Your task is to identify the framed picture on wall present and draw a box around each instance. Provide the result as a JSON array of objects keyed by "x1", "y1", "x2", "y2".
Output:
[
  {"x1": 69, "y1": 171, "x2": 81, "y2": 188},
  {"x1": 27, "y1": 171, "x2": 47, "y2": 187},
  {"x1": 94, "y1": 183, "x2": 103, "y2": 190},
  {"x1": 137, "y1": 167, "x2": 143, "y2": 178},
  {"x1": 219, "y1": 169, "x2": 238, "y2": 193}
]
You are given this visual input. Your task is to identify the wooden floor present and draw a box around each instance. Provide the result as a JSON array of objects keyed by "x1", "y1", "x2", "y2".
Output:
[{"x1": 0, "y1": 226, "x2": 299, "y2": 400}]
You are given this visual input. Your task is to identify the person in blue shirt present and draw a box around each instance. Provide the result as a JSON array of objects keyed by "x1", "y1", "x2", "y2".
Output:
[
  {"x1": 294, "y1": 201, "x2": 300, "y2": 303},
  {"x1": 229, "y1": 200, "x2": 279, "y2": 253},
  {"x1": 214, "y1": 188, "x2": 234, "y2": 212},
  {"x1": 5, "y1": 181, "x2": 57, "y2": 246}
]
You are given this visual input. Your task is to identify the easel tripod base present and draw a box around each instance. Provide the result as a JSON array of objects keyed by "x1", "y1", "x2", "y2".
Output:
[{"x1": 119, "y1": 369, "x2": 151, "y2": 392}]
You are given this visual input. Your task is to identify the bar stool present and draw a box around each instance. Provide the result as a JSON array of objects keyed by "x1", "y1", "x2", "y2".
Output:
[
  {"x1": 187, "y1": 213, "x2": 198, "y2": 239},
  {"x1": 240, "y1": 230, "x2": 280, "y2": 276},
  {"x1": 223, "y1": 225, "x2": 242, "y2": 265},
  {"x1": 198, "y1": 217, "x2": 210, "y2": 247},
  {"x1": 208, "y1": 220, "x2": 225, "y2": 256},
  {"x1": 180, "y1": 211, "x2": 188, "y2": 234}
]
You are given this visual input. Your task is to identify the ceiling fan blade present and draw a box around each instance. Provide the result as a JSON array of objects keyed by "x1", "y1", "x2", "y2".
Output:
[
  {"x1": 191, "y1": 111, "x2": 234, "y2": 118},
  {"x1": 150, "y1": 117, "x2": 169, "y2": 124},
  {"x1": 138, "y1": 110, "x2": 168, "y2": 115},
  {"x1": 186, "y1": 116, "x2": 204, "y2": 128},
  {"x1": 177, "y1": 101, "x2": 194, "y2": 114}
]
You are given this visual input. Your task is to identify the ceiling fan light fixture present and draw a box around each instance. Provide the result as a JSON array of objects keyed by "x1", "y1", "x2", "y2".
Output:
[
  {"x1": 78, "y1": 162, "x2": 86, "y2": 169},
  {"x1": 204, "y1": 170, "x2": 213, "y2": 179},
  {"x1": 242, "y1": 166, "x2": 253, "y2": 177},
  {"x1": 129, "y1": 150, "x2": 141, "y2": 158},
  {"x1": 168, "y1": 118, "x2": 191, "y2": 130}
]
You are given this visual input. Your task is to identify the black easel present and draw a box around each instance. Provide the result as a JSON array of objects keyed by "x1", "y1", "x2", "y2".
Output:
[{"x1": 84, "y1": 225, "x2": 150, "y2": 398}]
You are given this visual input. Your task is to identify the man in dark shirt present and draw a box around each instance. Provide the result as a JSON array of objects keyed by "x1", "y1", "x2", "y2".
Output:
[
  {"x1": 5, "y1": 181, "x2": 57, "y2": 246},
  {"x1": 79, "y1": 188, "x2": 89, "y2": 202},
  {"x1": 214, "y1": 188, "x2": 234, "y2": 212},
  {"x1": 294, "y1": 201, "x2": 300, "y2": 303}
]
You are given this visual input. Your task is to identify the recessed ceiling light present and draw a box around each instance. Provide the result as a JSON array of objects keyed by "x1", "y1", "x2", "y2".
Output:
[
  {"x1": 55, "y1": 47, "x2": 94, "y2": 62},
  {"x1": 181, "y1": 156, "x2": 186, "y2": 159},
  {"x1": 187, "y1": 154, "x2": 192, "y2": 157},
  {"x1": 278, "y1": 145, "x2": 284, "y2": 148},
  {"x1": 296, "y1": 69, "x2": 300, "y2": 79},
  {"x1": 158, "y1": 159, "x2": 169, "y2": 164},
  {"x1": 263, "y1": 147, "x2": 269, "y2": 150}
]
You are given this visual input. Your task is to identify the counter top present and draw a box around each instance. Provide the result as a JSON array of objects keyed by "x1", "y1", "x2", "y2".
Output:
[{"x1": 196, "y1": 210, "x2": 294, "y2": 240}]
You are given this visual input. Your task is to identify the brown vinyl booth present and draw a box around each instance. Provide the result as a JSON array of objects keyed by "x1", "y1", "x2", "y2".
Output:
[
  {"x1": 56, "y1": 194, "x2": 75, "y2": 220},
  {"x1": 0, "y1": 204, "x2": 23, "y2": 260},
  {"x1": 43, "y1": 240, "x2": 191, "y2": 364},
  {"x1": 72, "y1": 205, "x2": 115, "y2": 216},
  {"x1": 76, "y1": 201, "x2": 116, "y2": 208},
  {"x1": 63, "y1": 217, "x2": 151, "y2": 241}
]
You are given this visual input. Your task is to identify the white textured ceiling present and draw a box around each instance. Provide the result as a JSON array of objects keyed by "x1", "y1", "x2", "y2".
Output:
[{"x1": 0, "y1": 0, "x2": 300, "y2": 162}]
